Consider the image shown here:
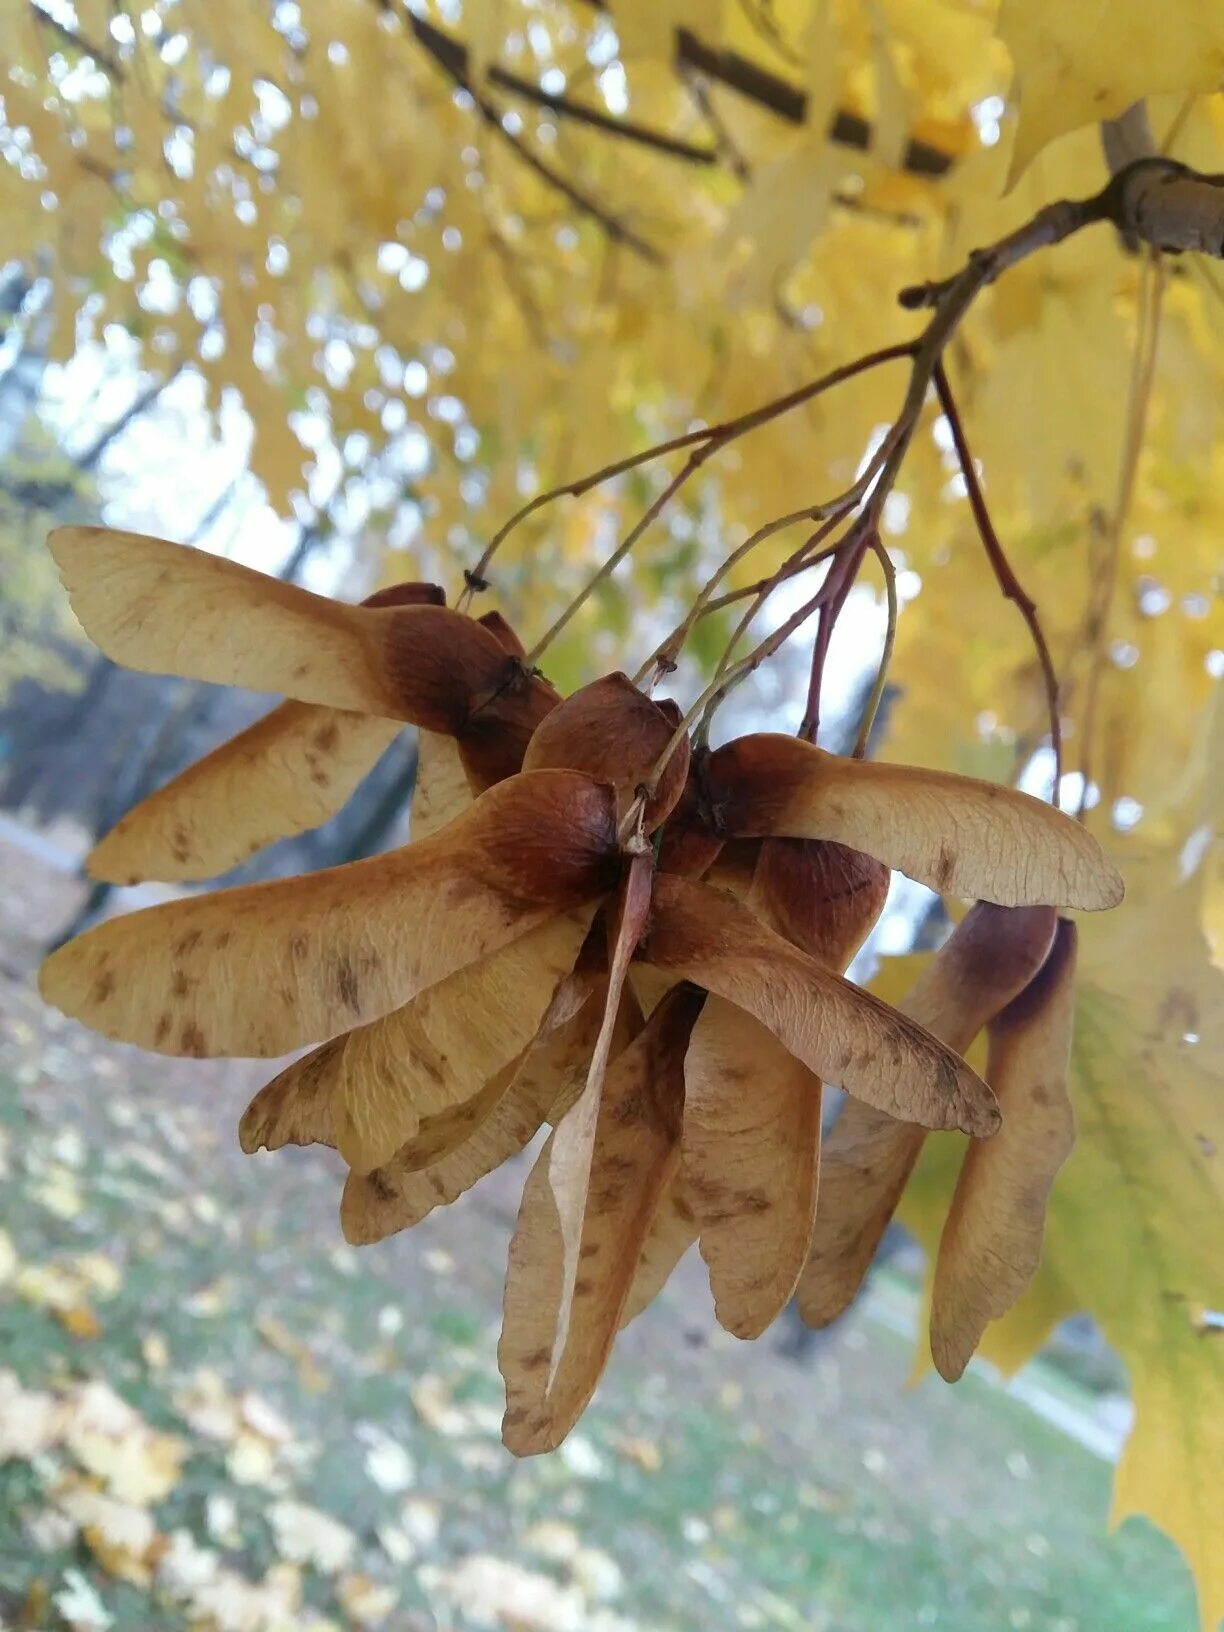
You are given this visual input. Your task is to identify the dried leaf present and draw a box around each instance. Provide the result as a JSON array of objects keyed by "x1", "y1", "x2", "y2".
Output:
[
  {"x1": 267, "y1": 1499, "x2": 355, "y2": 1574},
  {"x1": 618, "y1": 1176, "x2": 698, "y2": 1326},
  {"x1": 542, "y1": 852, "x2": 654, "y2": 1387},
  {"x1": 238, "y1": 1045, "x2": 338, "y2": 1155},
  {"x1": 48, "y1": 528, "x2": 556, "y2": 755},
  {"x1": 341, "y1": 969, "x2": 623, "y2": 1242},
  {"x1": 674, "y1": 838, "x2": 886, "y2": 1336},
  {"x1": 84, "y1": 582, "x2": 447, "y2": 884},
  {"x1": 410, "y1": 729, "x2": 473, "y2": 840},
  {"x1": 336, "y1": 905, "x2": 593, "y2": 1173},
  {"x1": 88, "y1": 705, "x2": 403, "y2": 885},
  {"x1": 932, "y1": 920, "x2": 1078, "y2": 1380},
  {"x1": 373, "y1": 1066, "x2": 520, "y2": 1175},
  {"x1": 500, "y1": 984, "x2": 698, "y2": 1453},
  {"x1": 0, "y1": 1369, "x2": 62, "y2": 1459},
  {"x1": 798, "y1": 903, "x2": 1056, "y2": 1327},
  {"x1": 750, "y1": 838, "x2": 889, "y2": 969},
  {"x1": 245, "y1": 908, "x2": 593, "y2": 1172},
  {"x1": 705, "y1": 734, "x2": 1123, "y2": 910},
  {"x1": 682, "y1": 998, "x2": 821, "y2": 1339},
  {"x1": 42, "y1": 769, "x2": 617, "y2": 1058},
  {"x1": 57, "y1": 1484, "x2": 159, "y2": 1586},
  {"x1": 656, "y1": 766, "x2": 725, "y2": 879},
  {"x1": 642, "y1": 874, "x2": 999, "y2": 1134}
]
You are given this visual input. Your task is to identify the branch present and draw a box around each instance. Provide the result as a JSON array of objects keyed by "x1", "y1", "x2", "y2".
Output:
[
  {"x1": 899, "y1": 158, "x2": 1224, "y2": 314},
  {"x1": 394, "y1": 7, "x2": 665, "y2": 263},
  {"x1": 491, "y1": 67, "x2": 716, "y2": 165},
  {"x1": 567, "y1": 3, "x2": 953, "y2": 177},
  {"x1": 29, "y1": 1, "x2": 122, "y2": 74},
  {"x1": 676, "y1": 27, "x2": 952, "y2": 177},
  {"x1": 421, "y1": 7, "x2": 956, "y2": 180},
  {"x1": 681, "y1": 65, "x2": 750, "y2": 181},
  {"x1": 463, "y1": 340, "x2": 913, "y2": 604},
  {"x1": 75, "y1": 363, "x2": 185, "y2": 471},
  {"x1": 408, "y1": 12, "x2": 717, "y2": 164}
]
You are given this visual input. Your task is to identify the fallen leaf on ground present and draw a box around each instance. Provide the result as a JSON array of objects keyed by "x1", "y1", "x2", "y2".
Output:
[
  {"x1": 268, "y1": 1499, "x2": 356, "y2": 1574},
  {"x1": 0, "y1": 1369, "x2": 62, "y2": 1458},
  {"x1": 338, "y1": 1573, "x2": 399, "y2": 1625}
]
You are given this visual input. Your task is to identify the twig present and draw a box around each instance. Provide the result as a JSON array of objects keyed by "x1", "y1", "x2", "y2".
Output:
[
  {"x1": 29, "y1": 0, "x2": 122, "y2": 73},
  {"x1": 799, "y1": 526, "x2": 868, "y2": 741},
  {"x1": 698, "y1": 539, "x2": 840, "y2": 616},
  {"x1": 669, "y1": 21, "x2": 953, "y2": 177},
  {"x1": 462, "y1": 341, "x2": 914, "y2": 608},
  {"x1": 681, "y1": 65, "x2": 751, "y2": 182},
  {"x1": 485, "y1": 63, "x2": 718, "y2": 166},
  {"x1": 933, "y1": 362, "x2": 1063, "y2": 802},
  {"x1": 75, "y1": 363, "x2": 185, "y2": 471},
  {"x1": 694, "y1": 525, "x2": 848, "y2": 739},
  {"x1": 852, "y1": 533, "x2": 898, "y2": 758},
  {"x1": 900, "y1": 158, "x2": 1224, "y2": 314},
  {"x1": 407, "y1": 11, "x2": 717, "y2": 164},
  {"x1": 400, "y1": 9, "x2": 663, "y2": 264},
  {"x1": 898, "y1": 196, "x2": 1117, "y2": 314},
  {"x1": 523, "y1": 453, "x2": 707, "y2": 667},
  {"x1": 632, "y1": 460, "x2": 882, "y2": 687},
  {"x1": 646, "y1": 545, "x2": 860, "y2": 792}
]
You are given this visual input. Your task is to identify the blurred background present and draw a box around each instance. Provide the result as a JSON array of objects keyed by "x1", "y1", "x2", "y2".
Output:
[{"x1": 0, "y1": 2, "x2": 1217, "y2": 1629}]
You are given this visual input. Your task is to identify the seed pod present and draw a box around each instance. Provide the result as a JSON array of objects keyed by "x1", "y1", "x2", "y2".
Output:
[{"x1": 523, "y1": 672, "x2": 689, "y2": 829}]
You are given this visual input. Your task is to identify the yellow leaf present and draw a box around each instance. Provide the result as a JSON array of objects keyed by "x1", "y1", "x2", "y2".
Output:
[
  {"x1": 905, "y1": 880, "x2": 1224, "y2": 1629},
  {"x1": 56, "y1": 1304, "x2": 102, "y2": 1340},
  {"x1": 999, "y1": 0, "x2": 1224, "y2": 181}
]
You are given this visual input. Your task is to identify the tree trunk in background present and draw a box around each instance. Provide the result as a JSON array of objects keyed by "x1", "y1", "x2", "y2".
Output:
[{"x1": 0, "y1": 272, "x2": 43, "y2": 462}]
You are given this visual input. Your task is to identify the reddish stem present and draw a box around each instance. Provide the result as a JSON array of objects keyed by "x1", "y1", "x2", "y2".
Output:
[
  {"x1": 799, "y1": 527, "x2": 870, "y2": 742},
  {"x1": 932, "y1": 363, "x2": 1063, "y2": 804}
]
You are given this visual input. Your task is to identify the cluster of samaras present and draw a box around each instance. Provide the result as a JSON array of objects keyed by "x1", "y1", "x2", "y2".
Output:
[{"x1": 40, "y1": 528, "x2": 1122, "y2": 1454}]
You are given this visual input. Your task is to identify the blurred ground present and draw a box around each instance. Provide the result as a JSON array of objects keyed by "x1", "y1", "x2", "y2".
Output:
[{"x1": 0, "y1": 833, "x2": 1201, "y2": 1632}]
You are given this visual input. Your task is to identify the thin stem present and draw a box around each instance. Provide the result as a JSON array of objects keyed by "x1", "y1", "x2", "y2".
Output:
[
  {"x1": 489, "y1": 59, "x2": 718, "y2": 165},
  {"x1": 646, "y1": 568, "x2": 849, "y2": 792},
  {"x1": 682, "y1": 65, "x2": 750, "y2": 181},
  {"x1": 631, "y1": 502, "x2": 848, "y2": 687},
  {"x1": 404, "y1": 7, "x2": 664, "y2": 264},
  {"x1": 798, "y1": 527, "x2": 869, "y2": 741},
  {"x1": 852, "y1": 534, "x2": 898, "y2": 757},
  {"x1": 523, "y1": 448, "x2": 710, "y2": 667},
  {"x1": 933, "y1": 361, "x2": 1064, "y2": 803},
  {"x1": 705, "y1": 525, "x2": 845, "y2": 713},
  {"x1": 698, "y1": 534, "x2": 842, "y2": 617},
  {"x1": 459, "y1": 342, "x2": 914, "y2": 607}
]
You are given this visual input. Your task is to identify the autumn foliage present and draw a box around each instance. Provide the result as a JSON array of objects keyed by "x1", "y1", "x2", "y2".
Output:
[{"x1": 4, "y1": 1, "x2": 1224, "y2": 1626}]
